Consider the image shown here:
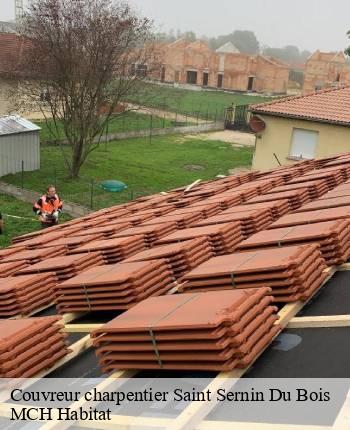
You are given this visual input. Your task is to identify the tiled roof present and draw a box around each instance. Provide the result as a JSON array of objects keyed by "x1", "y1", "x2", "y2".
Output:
[{"x1": 250, "y1": 86, "x2": 350, "y2": 126}]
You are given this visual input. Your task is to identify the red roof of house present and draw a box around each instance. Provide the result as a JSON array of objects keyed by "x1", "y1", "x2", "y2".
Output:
[{"x1": 250, "y1": 86, "x2": 350, "y2": 126}]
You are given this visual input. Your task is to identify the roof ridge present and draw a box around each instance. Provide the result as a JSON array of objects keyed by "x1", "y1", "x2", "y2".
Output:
[{"x1": 251, "y1": 85, "x2": 350, "y2": 110}]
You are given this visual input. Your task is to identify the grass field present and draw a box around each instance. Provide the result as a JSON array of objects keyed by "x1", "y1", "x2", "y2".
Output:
[
  {"x1": 36, "y1": 111, "x2": 183, "y2": 142},
  {"x1": 3, "y1": 134, "x2": 254, "y2": 209},
  {"x1": 126, "y1": 82, "x2": 274, "y2": 120},
  {"x1": 0, "y1": 194, "x2": 71, "y2": 248}
]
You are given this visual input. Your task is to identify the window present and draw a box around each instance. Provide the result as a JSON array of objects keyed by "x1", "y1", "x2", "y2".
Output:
[
  {"x1": 289, "y1": 128, "x2": 318, "y2": 159},
  {"x1": 187, "y1": 71, "x2": 198, "y2": 84}
]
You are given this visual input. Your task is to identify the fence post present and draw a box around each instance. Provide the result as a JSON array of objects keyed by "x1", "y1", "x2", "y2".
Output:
[
  {"x1": 54, "y1": 167, "x2": 57, "y2": 188},
  {"x1": 196, "y1": 112, "x2": 199, "y2": 125},
  {"x1": 90, "y1": 179, "x2": 94, "y2": 209},
  {"x1": 21, "y1": 160, "x2": 24, "y2": 189},
  {"x1": 175, "y1": 112, "x2": 178, "y2": 126},
  {"x1": 149, "y1": 115, "x2": 153, "y2": 145},
  {"x1": 215, "y1": 106, "x2": 218, "y2": 123},
  {"x1": 122, "y1": 114, "x2": 126, "y2": 132},
  {"x1": 163, "y1": 113, "x2": 165, "y2": 128}
]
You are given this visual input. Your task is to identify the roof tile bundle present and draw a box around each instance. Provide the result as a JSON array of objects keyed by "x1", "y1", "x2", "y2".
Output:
[
  {"x1": 0, "y1": 273, "x2": 58, "y2": 317},
  {"x1": 69, "y1": 236, "x2": 146, "y2": 264},
  {"x1": 287, "y1": 170, "x2": 345, "y2": 189},
  {"x1": 0, "y1": 246, "x2": 25, "y2": 260},
  {"x1": 223, "y1": 200, "x2": 290, "y2": 220},
  {"x1": 266, "y1": 179, "x2": 329, "y2": 200},
  {"x1": 0, "y1": 261, "x2": 28, "y2": 277},
  {"x1": 167, "y1": 195, "x2": 204, "y2": 208},
  {"x1": 0, "y1": 246, "x2": 66, "y2": 265},
  {"x1": 10, "y1": 231, "x2": 64, "y2": 249},
  {"x1": 39, "y1": 233, "x2": 104, "y2": 250},
  {"x1": 295, "y1": 196, "x2": 350, "y2": 212},
  {"x1": 170, "y1": 202, "x2": 223, "y2": 218},
  {"x1": 237, "y1": 219, "x2": 350, "y2": 266},
  {"x1": 204, "y1": 193, "x2": 242, "y2": 210},
  {"x1": 246, "y1": 189, "x2": 311, "y2": 210},
  {"x1": 180, "y1": 245, "x2": 327, "y2": 302},
  {"x1": 268, "y1": 207, "x2": 350, "y2": 229},
  {"x1": 194, "y1": 209, "x2": 273, "y2": 238},
  {"x1": 156, "y1": 222, "x2": 243, "y2": 255},
  {"x1": 111, "y1": 222, "x2": 178, "y2": 247},
  {"x1": 17, "y1": 252, "x2": 105, "y2": 281},
  {"x1": 105, "y1": 213, "x2": 155, "y2": 227},
  {"x1": 314, "y1": 166, "x2": 350, "y2": 181},
  {"x1": 91, "y1": 289, "x2": 281, "y2": 371},
  {"x1": 124, "y1": 237, "x2": 214, "y2": 279},
  {"x1": 318, "y1": 185, "x2": 350, "y2": 199},
  {"x1": 70, "y1": 222, "x2": 132, "y2": 238},
  {"x1": 141, "y1": 211, "x2": 204, "y2": 229},
  {"x1": 54, "y1": 260, "x2": 175, "y2": 313},
  {"x1": 0, "y1": 317, "x2": 69, "y2": 377}
]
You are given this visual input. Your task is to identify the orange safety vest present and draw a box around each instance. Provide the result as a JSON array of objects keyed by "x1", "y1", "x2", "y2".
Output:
[{"x1": 35, "y1": 194, "x2": 62, "y2": 213}]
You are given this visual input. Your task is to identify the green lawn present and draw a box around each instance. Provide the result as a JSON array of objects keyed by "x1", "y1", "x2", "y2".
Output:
[
  {"x1": 0, "y1": 194, "x2": 71, "y2": 247},
  {"x1": 3, "y1": 135, "x2": 254, "y2": 210},
  {"x1": 35, "y1": 111, "x2": 186, "y2": 142},
  {"x1": 126, "y1": 82, "x2": 274, "y2": 120}
]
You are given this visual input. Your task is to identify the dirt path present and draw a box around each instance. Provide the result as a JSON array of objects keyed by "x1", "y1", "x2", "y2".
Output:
[{"x1": 185, "y1": 130, "x2": 256, "y2": 147}]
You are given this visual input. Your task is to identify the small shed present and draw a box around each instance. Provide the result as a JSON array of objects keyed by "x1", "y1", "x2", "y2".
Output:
[{"x1": 0, "y1": 115, "x2": 41, "y2": 177}]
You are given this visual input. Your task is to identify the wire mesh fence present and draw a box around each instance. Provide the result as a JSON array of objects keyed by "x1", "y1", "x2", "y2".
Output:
[
  {"x1": 0, "y1": 155, "x2": 158, "y2": 211},
  {"x1": 37, "y1": 109, "x2": 220, "y2": 145}
]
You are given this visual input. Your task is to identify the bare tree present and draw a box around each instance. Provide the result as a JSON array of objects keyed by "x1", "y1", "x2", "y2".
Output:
[{"x1": 12, "y1": 0, "x2": 156, "y2": 178}]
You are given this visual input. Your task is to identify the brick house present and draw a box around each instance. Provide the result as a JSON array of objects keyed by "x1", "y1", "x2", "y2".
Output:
[
  {"x1": 303, "y1": 50, "x2": 350, "y2": 94},
  {"x1": 157, "y1": 39, "x2": 289, "y2": 95}
]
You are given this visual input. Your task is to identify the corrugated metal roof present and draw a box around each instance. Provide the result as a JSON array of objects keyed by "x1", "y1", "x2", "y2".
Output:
[{"x1": 0, "y1": 116, "x2": 41, "y2": 136}]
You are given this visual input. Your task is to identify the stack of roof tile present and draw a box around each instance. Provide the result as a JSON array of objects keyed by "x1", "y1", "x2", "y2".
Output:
[
  {"x1": 266, "y1": 179, "x2": 329, "y2": 200},
  {"x1": 156, "y1": 222, "x2": 243, "y2": 255},
  {"x1": 111, "y1": 222, "x2": 178, "y2": 247},
  {"x1": 10, "y1": 231, "x2": 64, "y2": 249},
  {"x1": 204, "y1": 193, "x2": 242, "y2": 210},
  {"x1": 0, "y1": 261, "x2": 28, "y2": 277},
  {"x1": 0, "y1": 273, "x2": 58, "y2": 317},
  {"x1": 268, "y1": 207, "x2": 350, "y2": 229},
  {"x1": 54, "y1": 260, "x2": 175, "y2": 312},
  {"x1": 314, "y1": 166, "x2": 350, "y2": 181},
  {"x1": 246, "y1": 189, "x2": 311, "y2": 210},
  {"x1": 91, "y1": 289, "x2": 281, "y2": 372},
  {"x1": 70, "y1": 223, "x2": 132, "y2": 239},
  {"x1": 105, "y1": 213, "x2": 155, "y2": 227},
  {"x1": 287, "y1": 170, "x2": 344, "y2": 189},
  {"x1": 141, "y1": 211, "x2": 204, "y2": 229},
  {"x1": 170, "y1": 202, "x2": 222, "y2": 218},
  {"x1": 318, "y1": 182, "x2": 350, "y2": 199},
  {"x1": 237, "y1": 219, "x2": 350, "y2": 266},
  {"x1": 295, "y1": 196, "x2": 350, "y2": 212},
  {"x1": 69, "y1": 236, "x2": 146, "y2": 264},
  {"x1": 194, "y1": 209, "x2": 273, "y2": 238},
  {"x1": 223, "y1": 200, "x2": 290, "y2": 220},
  {"x1": 39, "y1": 233, "x2": 104, "y2": 251},
  {"x1": 0, "y1": 246, "x2": 25, "y2": 260},
  {"x1": 180, "y1": 245, "x2": 327, "y2": 302},
  {"x1": 0, "y1": 246, "x2": 66, "y2": 265},
  {"x1": 124, "y1": 237, "x2": 214, "y2": 279},
  {"x1": 0, "y1": 317, "x2": 69, "y2": 377},
  {"x1": 17, "y1": 252, "x2": 105, "y2": 281}
]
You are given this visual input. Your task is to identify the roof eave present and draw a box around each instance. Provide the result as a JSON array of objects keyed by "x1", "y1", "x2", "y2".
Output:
[{"x1": 249, "y1": 110, "x2": 350, "y2": 128}]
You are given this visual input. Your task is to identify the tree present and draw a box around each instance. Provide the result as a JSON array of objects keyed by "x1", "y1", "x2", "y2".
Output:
[
  {"x1": 231, "y1": 30, "x2": 260, "y2": 54},
  {"x1": 345, "y1": 30, "x2": 350, "y2": 56},
  {"x1": 207, "y1": 30, "x2": 259, "y2": 54},
  {"x1": 12, "y1": 0, "x2": 154, "y2": 178}
]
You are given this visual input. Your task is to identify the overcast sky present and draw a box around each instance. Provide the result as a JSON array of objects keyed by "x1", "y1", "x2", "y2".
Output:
[{"x1": 1, "y1": 0, "x2": 350, "y2": 52}]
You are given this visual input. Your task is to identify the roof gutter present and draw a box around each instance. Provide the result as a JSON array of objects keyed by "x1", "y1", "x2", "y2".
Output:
[{"x1": 249, "y1": 110, "x2": 350, "y2": 128}]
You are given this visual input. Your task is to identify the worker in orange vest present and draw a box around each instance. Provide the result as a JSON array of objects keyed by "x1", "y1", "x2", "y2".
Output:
[{"x1": 33, "y1": 185, "x2": 63, "y2": 228}]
